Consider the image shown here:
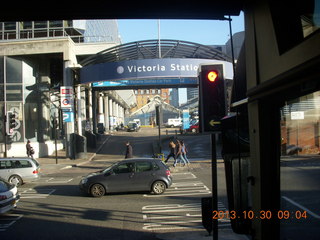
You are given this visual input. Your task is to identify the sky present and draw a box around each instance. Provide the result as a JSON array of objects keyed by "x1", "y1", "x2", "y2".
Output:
[
  {"x1": 118, "y1": 12, "x2": 244, "y2": 45},
  {"x1": 117, "y1": 13, "x2": 244, "y2": 104}
]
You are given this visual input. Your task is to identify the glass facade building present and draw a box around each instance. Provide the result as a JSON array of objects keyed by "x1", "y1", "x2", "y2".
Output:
[{"x1": 0, "y1": 20, "x2": 121, "y2": 44}]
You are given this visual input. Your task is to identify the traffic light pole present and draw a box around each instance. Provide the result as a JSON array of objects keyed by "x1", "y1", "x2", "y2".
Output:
[{"x1": 211, "y1": 133, "x2": 218, "y2": 240}]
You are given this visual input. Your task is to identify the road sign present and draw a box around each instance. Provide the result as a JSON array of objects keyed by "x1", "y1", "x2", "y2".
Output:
[
  {"x1": 63, "y1": 111, "x2": 74, "y2": 122},
  {"x1": 60, "y1": 86, "x2": 74, "y2": 109}
]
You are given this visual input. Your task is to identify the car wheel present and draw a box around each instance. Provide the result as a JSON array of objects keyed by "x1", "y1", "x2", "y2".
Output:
[
  {"x1": 8, "y1": 175, "x2": 23, "y2": 187},
  {"x1": 90, "y1": 184, "x2": 106, "y2": 197},
  {"x1": 151, "y1": 181, "x2": 166, "y2": 195}
]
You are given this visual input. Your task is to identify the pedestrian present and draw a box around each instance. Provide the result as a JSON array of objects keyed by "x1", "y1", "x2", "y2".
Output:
[
  {"x1": 180, "y1": 140, "x2": 190, "y2": 166},
  {"x1": 165, "y1": 138, "x2": 176, "y2": 163},
  {"x1": 26, "y1": 140, "x2": 34, "y2": 158},
  {"x1": 125, "y1": 141, "x2": 133, "y2": 159},
  {"x1": 173, "y1": 139, "x2": 187, "y2": 167}
]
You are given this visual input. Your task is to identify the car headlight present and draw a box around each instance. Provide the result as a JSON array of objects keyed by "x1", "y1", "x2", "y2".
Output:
[{"x1": 81, "y1": 178, "x2": 88, "y2": 184}]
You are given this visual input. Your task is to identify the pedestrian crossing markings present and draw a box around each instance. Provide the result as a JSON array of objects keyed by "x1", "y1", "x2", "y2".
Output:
[{"x1": 142, "y1": 202, "x2": 230, "y2": 231}]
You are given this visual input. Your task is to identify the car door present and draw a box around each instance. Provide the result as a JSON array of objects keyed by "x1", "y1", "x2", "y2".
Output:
[
  {"x1": 104, "y1": 162, "x2": 136, "y2": 193},
  {"x1": 133, "y1": 161, "x2": 156, "y2": 191}
]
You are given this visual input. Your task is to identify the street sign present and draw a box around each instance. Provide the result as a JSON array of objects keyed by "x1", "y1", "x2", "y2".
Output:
[
  {"x1": 63, "y1": 111, "x2": 74, "y2": 122},
  {"x1": 291, "y1": 111, "x2": 304, "y2": 120},
  {"x1": 60, "y1": 86, "x2": 74, "y2": 109}
]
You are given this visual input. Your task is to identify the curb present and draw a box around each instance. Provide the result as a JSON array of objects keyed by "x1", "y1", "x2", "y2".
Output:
[{"x1": 57, "y1": 135, "x2": 111, "y2": 171}]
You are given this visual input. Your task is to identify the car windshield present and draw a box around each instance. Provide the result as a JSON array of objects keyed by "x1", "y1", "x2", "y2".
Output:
[
  {"x1": 128, "y1": 123, "x2": 137, "y2": 127},
  {"x1": 102, "y1": 162, "x2": 118, "y2": 174}
]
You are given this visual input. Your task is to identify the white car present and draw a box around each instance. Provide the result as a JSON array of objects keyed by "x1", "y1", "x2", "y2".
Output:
[{"x1": 0, "y1": 177, "x2": 20, "y2": 214}]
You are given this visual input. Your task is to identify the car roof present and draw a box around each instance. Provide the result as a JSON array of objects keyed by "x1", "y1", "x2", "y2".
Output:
[
  {"x1": 120, "y1": 158, "x2": 159, "y2": 163},
  {"x1": 0, "y1": 157, "x2": 34, "y2": 160}
]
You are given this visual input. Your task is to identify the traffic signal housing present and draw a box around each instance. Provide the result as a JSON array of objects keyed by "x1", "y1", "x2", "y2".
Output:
[
  {"x1": 6, "y1": 111, "x2": 17, "y2": 136},
  {"x1": 198, "y1": 64, "x2": 227, "y2": 132}
]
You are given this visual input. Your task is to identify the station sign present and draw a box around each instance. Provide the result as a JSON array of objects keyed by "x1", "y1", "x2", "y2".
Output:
[
  {"x1": 81, "y1": 58, "x2": 233, "y2": 85},
  {"x1": 60, "y1": 86, "x2": 74, "y2": 109}
]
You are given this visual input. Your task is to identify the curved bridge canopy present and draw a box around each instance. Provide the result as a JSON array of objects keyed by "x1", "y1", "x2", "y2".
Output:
[{"x1": 80, "y1": 39, "x2": 233, "y2": 88}]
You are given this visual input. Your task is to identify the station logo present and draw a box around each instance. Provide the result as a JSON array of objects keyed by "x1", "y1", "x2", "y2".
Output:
[{"x1": 117, "y1": 66, "x2": 125, "y2": 74}]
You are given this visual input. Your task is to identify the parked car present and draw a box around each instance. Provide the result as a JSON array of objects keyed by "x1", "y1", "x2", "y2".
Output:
[
  {"x1": 79, "y1": 158, "x2": 172, "y2": 197},
  {"x1": 127, "y1": 121, "x2": 139, "y2": 132},
  {"x1": 0, "y1": 177, "x2": 20, "y2": 214},
  {"x1": 187, "y1": 122, "x2": 199, "y2": 133},
  {"x1": 0, "y1": 157, "x2": 40, "y2": 186}
]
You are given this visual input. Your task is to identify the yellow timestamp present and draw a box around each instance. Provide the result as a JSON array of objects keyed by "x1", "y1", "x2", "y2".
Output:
[{"x1": 212, "y1": 210, "x2": 308, "y2": 220}]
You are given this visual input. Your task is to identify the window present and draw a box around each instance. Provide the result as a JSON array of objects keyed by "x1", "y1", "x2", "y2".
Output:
[
  {"x1": 20, "y1": 160, "x2": 32, "y2": 168},
  {"x1": 113, "y1": 163, "x2": 135, "y2": 174},
  {"x1": 0, "y1": 160, "x2": 12, "y2": 169},
  {"x1": 279, "y1": 90, "x2": 320, "y2": 239},
  {"x1": 153, "y1": 162, "x2": 160, "y2": 170},
  {"x1": 136, "y1": 162, "x2": 153, "y2": 172},
  {"x1": 271, "y1": 1, "x2": 320, "y2": 53}
]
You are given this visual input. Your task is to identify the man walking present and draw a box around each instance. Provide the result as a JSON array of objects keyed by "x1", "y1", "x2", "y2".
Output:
[{"x1": 125, "y1": 141, "x2": 133, "y2": 159}]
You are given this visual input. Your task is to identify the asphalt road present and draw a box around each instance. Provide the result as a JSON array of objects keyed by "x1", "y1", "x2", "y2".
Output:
[{"x1": 0, "y1": 128, "x2": 237, "y2": 240}]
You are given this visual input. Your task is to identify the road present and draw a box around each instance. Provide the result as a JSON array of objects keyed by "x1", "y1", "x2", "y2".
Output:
[{"x1": 0, "y1": 128, "x2": 236, "y2": 240}]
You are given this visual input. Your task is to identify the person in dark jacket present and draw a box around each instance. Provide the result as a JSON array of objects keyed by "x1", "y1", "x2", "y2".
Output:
[
  {"x1": 26, "y1": 140, "x2": 34, "y2": 158},
  {"x1": 165, "y1": 139, "x2": 176, "y2": 163},
  {"x1": 125, "y1": 141, "x2": 133, "y2": 159}
]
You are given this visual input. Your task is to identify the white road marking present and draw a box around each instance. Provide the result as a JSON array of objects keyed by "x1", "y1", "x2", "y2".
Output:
[
  {"x1": 282, "y1": 196, "x2": 320, "y2": 219},
  {"x1": 19, "y1": 188, "x2": 56, "y2": 199},
  {"x1": 144, "y1": 181, "x2": 211, "y2": 197},
  {"x1": 142, "y1": 202, "x2": 230, "y2": 231},
  {"x1": 0, "y1": 214, "x2": 23, "y2": 232}
]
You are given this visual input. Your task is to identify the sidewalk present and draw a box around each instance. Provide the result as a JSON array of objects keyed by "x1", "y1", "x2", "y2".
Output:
[{"x1": 37, "y1": 134, "x2": 110, "y2": 174}]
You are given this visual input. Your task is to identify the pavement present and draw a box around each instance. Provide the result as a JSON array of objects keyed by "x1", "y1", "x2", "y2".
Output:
[
  {"x1": 37, "y1": 134, "x2": 111, "y2": 174},
  {"x1": 34, "y1": 132, "x2": 250, "y2": 240}
]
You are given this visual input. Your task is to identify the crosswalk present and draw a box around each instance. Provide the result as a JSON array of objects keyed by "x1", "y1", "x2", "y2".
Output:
[
  {"x1": 18, "y1": 188, "x2": 56, "y2": 199},
  {"x1": 144, "y1": 172, "x2": 211, "y2": 197},
  {"x1": 142, "y1": 171, "x2": 231, "y2": 232},
  {"x1": 142, "y1": 202, "x2": 230, "y2": 231},
  {"x1": 0, "y1": 214, "x2": 23, "y2": 232}
]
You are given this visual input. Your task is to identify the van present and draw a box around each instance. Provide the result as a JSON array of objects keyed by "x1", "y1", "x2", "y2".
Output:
[
  {"x1": 166, "y1": 118, "x2": 182, "y2": 128},
  {"x1": 0, "y1": 158, "x2": 40, "y2": 186}
]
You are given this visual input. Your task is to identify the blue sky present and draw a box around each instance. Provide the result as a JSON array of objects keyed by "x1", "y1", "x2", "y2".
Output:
[
  {"x1": 117, "y1": 13, "x2": 244, "y2": 104},
  {"x1": 118, "y1": 12, "x2": 244, "y2": 45}
]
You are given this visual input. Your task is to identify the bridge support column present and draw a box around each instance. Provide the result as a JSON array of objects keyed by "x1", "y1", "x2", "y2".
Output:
[
  {"x1": 104, "y1": 94, "x2": 109, "y2": 132},
  {"x1": 109, "y1": 98, "x2": 113, "y2": 130}
]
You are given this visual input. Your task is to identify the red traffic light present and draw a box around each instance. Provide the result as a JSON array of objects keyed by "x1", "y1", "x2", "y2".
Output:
[{"x1": 207, "y1": 70, "x2": 219, "y2": 82}]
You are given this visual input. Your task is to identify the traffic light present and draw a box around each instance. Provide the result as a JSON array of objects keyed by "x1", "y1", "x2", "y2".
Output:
[
  {"x1": 198, "y1": 64, "x2": 227, "y2": 132},
  {"x1": 6, "y1": 111, "x2": 17, "y2": 136}
]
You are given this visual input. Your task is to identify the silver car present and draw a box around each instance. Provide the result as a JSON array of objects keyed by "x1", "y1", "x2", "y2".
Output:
[
  {"x1": 0, "y1": 158, "x2": 40, "y2": 186},
  {"x1": 0, "y1": 177, "x2": 20, "y2": 214}
]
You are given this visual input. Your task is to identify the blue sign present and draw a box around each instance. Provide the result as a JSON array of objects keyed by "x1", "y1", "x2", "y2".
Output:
[
  {"x1": 92, "y1": 77, "x2": 197, "y2": 88},
  {"x1": 63, "y1": 111, "x2": 74, "y2": 122},
  {"x1": 81, "y1": 58, "x2": 233, "y2": 84},
  {"x1": 182, "y1": 110, "x2": 190, "y2": 130}
]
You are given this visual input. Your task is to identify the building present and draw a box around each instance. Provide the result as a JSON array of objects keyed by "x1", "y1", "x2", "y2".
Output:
[
  {"x1": 131, "y1": 88, "x2": 170, "y2": 113},
  {"x1": 0, "y1": 20, "x2": 129, "y2": 158}
]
